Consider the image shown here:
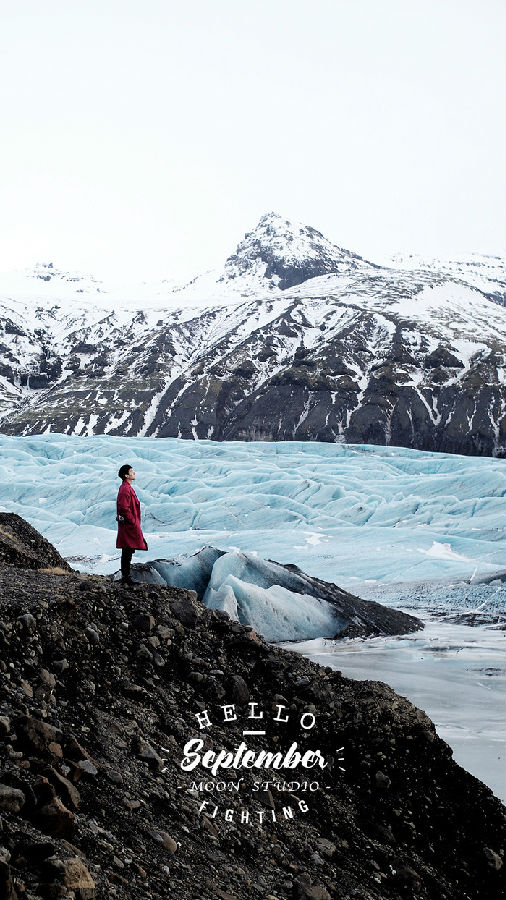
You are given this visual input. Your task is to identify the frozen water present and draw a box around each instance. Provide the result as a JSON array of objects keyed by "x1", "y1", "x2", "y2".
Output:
[
  {"x1": 279, "y1": 611, "x2": 506, "y2": 804},
  {"x1": 356, "y1": 575, "x2": 505, "y2": 625},
  {"x1": 142, "y1": 548, "x2": 357, "y2": 641},
  {"x1": 205, "y1": 573, "x2": 338, "y2": 642},
  {"x1": 201, "y1": 551, "x2": 346, "y2": 641},
  {"x1": 0, "y1": 434, "x2": 503, "y2": 592},
  {"x1": 151, "y1": 546, "x2": 223, "y2": 599}
]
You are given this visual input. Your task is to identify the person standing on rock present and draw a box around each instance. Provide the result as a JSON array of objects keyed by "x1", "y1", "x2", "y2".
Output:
[{"x1": 116, "y1": 464, "x2": 148, "y2": 586}]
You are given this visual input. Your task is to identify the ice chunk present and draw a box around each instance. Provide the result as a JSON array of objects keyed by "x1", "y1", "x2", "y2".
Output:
[
  {"x1": 202, "y1": 550, "x2": 346, "y2": 640},
  {"x1": 151, "y1": 546, "x2": 223, "y2": 599},
  {"x1": 137, "y1": 548, "x2": 420, "y2": 642},
  {"x1": 204, "y1": 571, "x2": 341, "y2": 642}
]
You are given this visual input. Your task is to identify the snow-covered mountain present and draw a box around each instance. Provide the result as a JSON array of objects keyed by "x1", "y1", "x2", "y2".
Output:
[
  {"x1": 0, "y1": 212, "x2": 505, "y2": 456},
  {"x1": 383, "y1": 250, "x2": 505, "y2": 307}
]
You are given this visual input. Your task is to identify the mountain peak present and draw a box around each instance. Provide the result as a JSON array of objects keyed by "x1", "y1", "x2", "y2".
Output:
[
  {"x1": 245, "y1": 210, "x2": 333, "y2": 251},
  {"x1": 223, "y1": 212, "x2": 372, "y2": 290},
  {"x1": 256, "y1": 210, "x2": 311, "y2": 232}
]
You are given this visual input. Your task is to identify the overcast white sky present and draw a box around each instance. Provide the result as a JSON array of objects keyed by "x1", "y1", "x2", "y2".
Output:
[{"x1": 0, "y1": 0, "x2": 504, "y2": 282}]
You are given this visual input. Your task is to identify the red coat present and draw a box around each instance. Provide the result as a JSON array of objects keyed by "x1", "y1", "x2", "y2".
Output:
[{"x1": 116, "y1": 481, "x2": 148, "y2": 550}]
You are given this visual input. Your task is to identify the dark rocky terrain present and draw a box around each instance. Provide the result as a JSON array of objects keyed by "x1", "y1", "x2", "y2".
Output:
[
  {"x1": 0, "y1": 514, "x2": 71, "y2": 573},
  {"x1": 0, "y1": 515, "x2": 504, "y2": 900},
  {"x1": 0, "y1": 214, "x2": 504, "y2": 457}
]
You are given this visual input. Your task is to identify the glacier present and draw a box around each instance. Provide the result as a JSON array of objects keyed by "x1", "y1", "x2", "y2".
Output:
[
  {"x1": 0, "y1": 433, "x2": 503, "y2": 588},
  {"x1": 151, "y1": 549, "x2": 343, "y2": 640}
]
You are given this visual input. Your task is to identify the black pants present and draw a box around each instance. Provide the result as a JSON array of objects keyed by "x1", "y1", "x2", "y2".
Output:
[{"x1": 121, "y1": 548, "x2": 134, "y2": 578}]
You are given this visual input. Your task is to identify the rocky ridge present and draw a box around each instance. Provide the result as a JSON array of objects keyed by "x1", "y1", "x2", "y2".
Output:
[
  {"x1": 0, "y1": 514, "x2": 71, "y2": 573},
  {"x1": 0, "y1": 213, "x2": 504, "y2": 456},
  {"x1": 220, "y1": 214, "x2": 376, "y2": 291},
  {"x1": 0, "y1": 514, "x2": 504, "y2": 900}
]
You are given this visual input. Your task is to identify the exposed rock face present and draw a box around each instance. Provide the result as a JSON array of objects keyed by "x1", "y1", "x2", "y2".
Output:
[
  {"x1": 0, "y1": 518, "x2": 504, "y2": 899},
  {"x1": 222, "y1": 212, "x2": 376, "y2": 290},
  {"x1": 0, "y1": 214, "x2": 505, "y2": 456},
  {"x1": 0, "y1": 512, "x2": 71, "y2": 571}
]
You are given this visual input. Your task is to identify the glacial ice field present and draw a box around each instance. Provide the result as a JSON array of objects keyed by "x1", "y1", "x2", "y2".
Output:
[
  {"x1": 0, "y1": 433, "x2": 504, "y2": 801},
  {"x1": 0, "y1": 433, "x2": 503, "y2": 588}
]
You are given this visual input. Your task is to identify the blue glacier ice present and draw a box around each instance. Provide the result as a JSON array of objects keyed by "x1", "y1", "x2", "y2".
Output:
[
  {"x1": 151, "y1": 547, "x2": 223, "y2": 597},
  {"x1": 138, "y1": 548, "x2": 361, "y2": 642},
  {"x1": 204, "y1": 565, "x2": 338, "y2": 642},
  {"x1": 0, "y1": 434, "x2": 503, "y2": 592},
  {"x1": 201, "y1": 551, "x2": 347, "y2": 641},
  {"x1": 134, "y1": 546, "x2": 417, "y2": 642}
]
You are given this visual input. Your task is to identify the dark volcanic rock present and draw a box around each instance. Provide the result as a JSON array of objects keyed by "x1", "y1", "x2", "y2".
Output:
[
  {"x1": 0, "y1": 513, "x2": 72, "y2": 571},
  {"x1": 0, "y1": 519, "x2": 504, "y2": 900}
]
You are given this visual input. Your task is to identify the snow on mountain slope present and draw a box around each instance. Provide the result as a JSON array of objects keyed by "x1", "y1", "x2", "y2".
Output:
[
  {"x1": 151, "y1": 212, "x2": 377, "y2": 305},
  {"x1": 221, "y1": 212, "x2": 378, "y2": 287},
  {"x1": 383, "y1": 250, "x2": 505, "y2": 306},
  {"x1": 0, "y1": 213, "x2": 505, "y2": 456}
]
